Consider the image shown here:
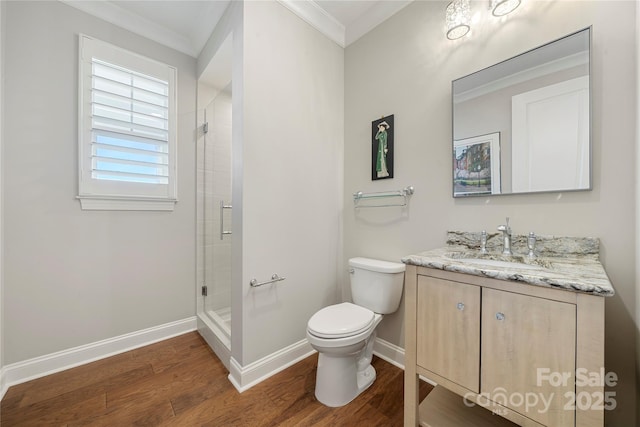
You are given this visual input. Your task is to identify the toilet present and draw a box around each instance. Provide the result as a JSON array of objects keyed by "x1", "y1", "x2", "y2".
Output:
[{"x1": 306, "y1": 257, "x2": 406, "y2": 407}]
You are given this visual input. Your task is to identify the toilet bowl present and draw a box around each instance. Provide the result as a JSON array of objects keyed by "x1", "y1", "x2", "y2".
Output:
[
  {"x1": 307, "y1": 302, "x2": 382, "y2": 407},
  {"x1": 306, "y1": 258, "x2": 405, "y2": 407}
]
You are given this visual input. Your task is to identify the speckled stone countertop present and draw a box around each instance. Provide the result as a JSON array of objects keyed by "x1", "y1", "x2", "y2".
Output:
[{"x1": 402, "y1": 231, "x2": 614, "y2": 297}]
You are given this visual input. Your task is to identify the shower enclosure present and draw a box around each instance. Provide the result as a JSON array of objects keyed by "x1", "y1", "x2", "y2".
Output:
[{"x1": 196, "y1": 50, "x2": 233, "y2": 367}]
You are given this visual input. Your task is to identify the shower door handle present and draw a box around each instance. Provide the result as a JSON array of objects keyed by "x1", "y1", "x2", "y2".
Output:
[{"x1": 220, "y1": 200, "x2": 232, "y2": 240}]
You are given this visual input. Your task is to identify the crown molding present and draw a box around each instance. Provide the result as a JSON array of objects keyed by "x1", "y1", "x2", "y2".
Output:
[
  {"x1": 61, "y1": 0, "x2": 406, "y2": 55},
  {"x1": 346, "y1": 0, "x2": 412, "y2": 46},
  {"x1": 190, "y1": 1, "x2": 231, "y2": 57},
  {"x1": 60, "y1": 0, "x2": 198, "y2": 57},
  {"x1": 277, "y1": 0, "x2": 346, "y2": 47}
]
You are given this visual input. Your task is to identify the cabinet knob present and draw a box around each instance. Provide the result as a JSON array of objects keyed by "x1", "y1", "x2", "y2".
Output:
[
  {"x1": 495, "y1": 312, "x2": 505, "y2": 321},
  {"x1": 457, "y1": 302, "x2": 465, "y2": 311}
]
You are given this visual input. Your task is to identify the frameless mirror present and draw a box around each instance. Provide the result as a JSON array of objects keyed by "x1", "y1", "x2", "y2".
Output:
[{"x1": 452, "y1": 27, "x2": 591, "y2": 197}]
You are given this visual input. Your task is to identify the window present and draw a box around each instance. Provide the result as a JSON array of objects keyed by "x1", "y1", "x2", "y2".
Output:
[{"x1": 78, "y1": 34, "x2": 177, "y2": 210}]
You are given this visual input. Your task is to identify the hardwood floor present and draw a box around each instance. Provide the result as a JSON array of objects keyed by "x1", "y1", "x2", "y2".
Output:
[{"x1": 1, "y1": 332, "x2": 432, "y2": 426}]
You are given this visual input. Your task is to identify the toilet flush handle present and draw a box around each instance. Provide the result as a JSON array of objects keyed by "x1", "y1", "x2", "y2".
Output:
[{"x1": 349, "y1": 268, "x2": 355, "y2": 274}]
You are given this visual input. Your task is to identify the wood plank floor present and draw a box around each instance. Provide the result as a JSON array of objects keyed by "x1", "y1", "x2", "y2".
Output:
[{"x1": 1, "y1": 332, "x2": 433, "y2": 426}]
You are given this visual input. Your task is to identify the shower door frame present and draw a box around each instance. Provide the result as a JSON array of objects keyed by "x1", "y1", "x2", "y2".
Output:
[{"x1": 196, "y1": 87, "x2": 233, "y2": 370}]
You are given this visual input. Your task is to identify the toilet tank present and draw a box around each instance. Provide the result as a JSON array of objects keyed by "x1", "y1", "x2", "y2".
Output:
[{"x1": 348, "y1": 257, "x2": 406, "y2": 314}]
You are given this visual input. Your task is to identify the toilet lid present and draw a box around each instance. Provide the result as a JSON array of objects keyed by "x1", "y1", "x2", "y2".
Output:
[{"x1": 307, "y1": 302, "x2": 375, "y2": 338}]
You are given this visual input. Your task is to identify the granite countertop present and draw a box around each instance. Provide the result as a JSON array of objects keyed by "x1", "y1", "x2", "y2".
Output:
[{"x1": 402, "y1": 231, "x2": 614, "y2": 297}]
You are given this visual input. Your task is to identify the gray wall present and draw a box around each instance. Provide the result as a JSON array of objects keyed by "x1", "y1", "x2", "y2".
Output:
[
  {"x1": 1, "y1": 0, "x2": 636, "y2": 423},
  {"x1": 344, "y1": 1, "x2": 636, "y2": 425},
  {"x1": 3, "y1": 1, "x2": 196, "y2": 364},
  {"x1": 197, "y1": 1, "x2": 344, "y2": 367},
  {"x1": 240, "y1": 1, "x2": 344, "y2": 364},
  {"x1": 0, "y1": 0, "x2": 5, "y2": 375},
  {"x1": 636, "y1": 6, "x2": 640, "y2": 425}
]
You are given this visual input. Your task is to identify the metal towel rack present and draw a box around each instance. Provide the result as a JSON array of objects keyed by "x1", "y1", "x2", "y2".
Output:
[
  {"x1": 250, "y1": 274, "x2": 286, "y2": 288},
  {"x1": 220, "y1": 200, "x2": 232, "y2": 240},
  {"x1": 353, "y1": 185, "x2": 415, "y2": 208}
]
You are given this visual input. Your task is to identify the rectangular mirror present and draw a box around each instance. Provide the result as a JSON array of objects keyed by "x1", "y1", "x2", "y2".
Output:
[{"x1": 452, "y1": 27, "x2": 591, "y2": 197}]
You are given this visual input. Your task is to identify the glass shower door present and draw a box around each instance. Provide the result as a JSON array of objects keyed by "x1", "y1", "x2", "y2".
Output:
[{"x1": 200, "y1": 86, "x2": 233, "y2": 350}]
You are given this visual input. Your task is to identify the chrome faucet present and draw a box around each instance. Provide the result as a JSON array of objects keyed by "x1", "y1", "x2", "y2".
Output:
[
  {"x1": 527, "y1": 232, "x2": 537, "y2": 258},
  {"x1": 497, "y1": 217, "x2": 512, "y2": 256},
  {"x1": 479, "y1": 230, "x2": 488, "y2": 254}
]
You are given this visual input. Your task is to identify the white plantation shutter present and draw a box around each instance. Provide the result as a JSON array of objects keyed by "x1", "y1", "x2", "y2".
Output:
[
  {"x1": 78, "y1": 35, "x2": 177, "y2": 210},
  {"x1": 91, "y1": 59, "x2": 170, "y2": 184}
]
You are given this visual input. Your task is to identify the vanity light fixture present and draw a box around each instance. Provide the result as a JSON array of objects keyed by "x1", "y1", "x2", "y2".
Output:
[
  {"x1": 445, "y1": 0, "x2": 471, "y2": 40},
  {"x1": 490, "y1": 0, "x2": 521, "y2": 16}
]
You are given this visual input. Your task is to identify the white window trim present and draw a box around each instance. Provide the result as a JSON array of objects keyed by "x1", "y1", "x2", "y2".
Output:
[
  {"x1": 77, "y1": 34, "x2": 178, "y2": 211},
  {"x1": 78, "y1": 195, "x2": 177, "y2": 211}
]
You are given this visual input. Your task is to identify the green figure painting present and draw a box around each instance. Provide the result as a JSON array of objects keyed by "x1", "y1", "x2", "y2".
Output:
[{"x1": 372, "y1": 115, "x2": 394, "y2": 180}]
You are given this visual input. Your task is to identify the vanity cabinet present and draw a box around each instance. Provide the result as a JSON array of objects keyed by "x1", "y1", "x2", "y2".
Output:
[
  {"x1": 405, "y1": 266, "x2": 605, "y2": 427},
  {"x1": 416, "y1": 276, "x2": 480, "y2": 393},
  {"x1": 481, "y1": 288, "x2": 576, "y2": 427}
]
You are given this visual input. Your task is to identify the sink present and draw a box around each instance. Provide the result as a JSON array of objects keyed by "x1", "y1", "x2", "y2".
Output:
[
  {"x1": 443, "y1": 251, "x2": 552, "y2": 270},
  {"x1": 455, "y1": 258, "x2": 542, "y2": 270}
]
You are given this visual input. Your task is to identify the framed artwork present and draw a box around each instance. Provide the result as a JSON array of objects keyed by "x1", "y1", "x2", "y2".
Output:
[
  {"x1": 453, "y1": 132, "x2": 501, "y2": 197},
  {"x1": 372, "y1": 115, "x2": 394, "y2": 180}
]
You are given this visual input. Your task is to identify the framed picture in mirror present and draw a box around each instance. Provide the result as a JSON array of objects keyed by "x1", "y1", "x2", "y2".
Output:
[{"x1": 453, "y1": 132, "x2": 501, "y2": 197}]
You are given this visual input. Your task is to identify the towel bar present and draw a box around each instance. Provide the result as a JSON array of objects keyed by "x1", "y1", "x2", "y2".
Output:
[
  {"x1": 250, "y1": 274, "x2": 286, "y2": 288},
  {"x1": 353, "y1": 185, "x2": 414, "y2": 208}
]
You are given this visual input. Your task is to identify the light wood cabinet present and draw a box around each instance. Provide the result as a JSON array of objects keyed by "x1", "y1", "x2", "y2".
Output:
[
  {"x1": 417, "y1": 276, "x2": 480, "y2": 393},
  {"x1": 404, "y1": 266, "x2": 605, "y2": 427},
  {"x1": 481, "y1": 288, "x2": 576, "y2": 427}
]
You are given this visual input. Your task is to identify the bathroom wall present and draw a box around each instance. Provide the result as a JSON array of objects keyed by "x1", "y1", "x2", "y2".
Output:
[
  {"x1": 197, "y1": 1, "x2": 344, "y2": 367},
  {"x1": 239, "y1": 0, "x2": 344, "y2": 365},
  {"x1": 0, "y1": 0, "x2": 5, "y2": 380},
  {"x1": 3, "y1": 1, "x2": 196, "y2": 364},
  {"x1": 636, "y1": 5, "x2": 640, "y2": 425},
  {"x1": 344, "y1": 1, "x2": 637, "y2": 425},
  {"x1": 636, "y1": 5, "x2": 640, "y2": 424}
]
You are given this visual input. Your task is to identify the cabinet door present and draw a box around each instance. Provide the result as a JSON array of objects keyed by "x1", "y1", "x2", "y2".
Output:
[
  {"x1": 482, "y1": 288, "x2": 576, "y2": 427},
  {"x1": 417, "y1": 275, "x2": 480, "y2": 393}
]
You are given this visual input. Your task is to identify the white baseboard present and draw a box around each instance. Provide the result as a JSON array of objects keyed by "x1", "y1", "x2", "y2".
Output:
[
  {"x1": 373, "y1": 336, "x2": 406, "y2": 369},
  {"x1": 225, "y1": 336, "x2": 432, "y2": 394},
  {"x1": 0, "y1": 316, "x2": 197, "y2": 400},
  {"x1": 228, "y1": 339, "x2": 315, "y2": 393},
  {"x1": 373, "y1": 337, "x2": 437, "y2": 387},
  {"x1": 0, "y1": 366, "x2": 6, "y2": 401}
]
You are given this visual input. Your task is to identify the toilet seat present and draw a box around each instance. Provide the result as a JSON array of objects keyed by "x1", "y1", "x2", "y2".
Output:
[{"x1": 307, "y1": 302, "x2": 374, "y2": 339}]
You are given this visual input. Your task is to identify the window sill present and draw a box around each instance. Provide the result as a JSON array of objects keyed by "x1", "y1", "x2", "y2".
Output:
[{"x1": 77, "y1": 195, "x2": 177, "y2": 211}]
